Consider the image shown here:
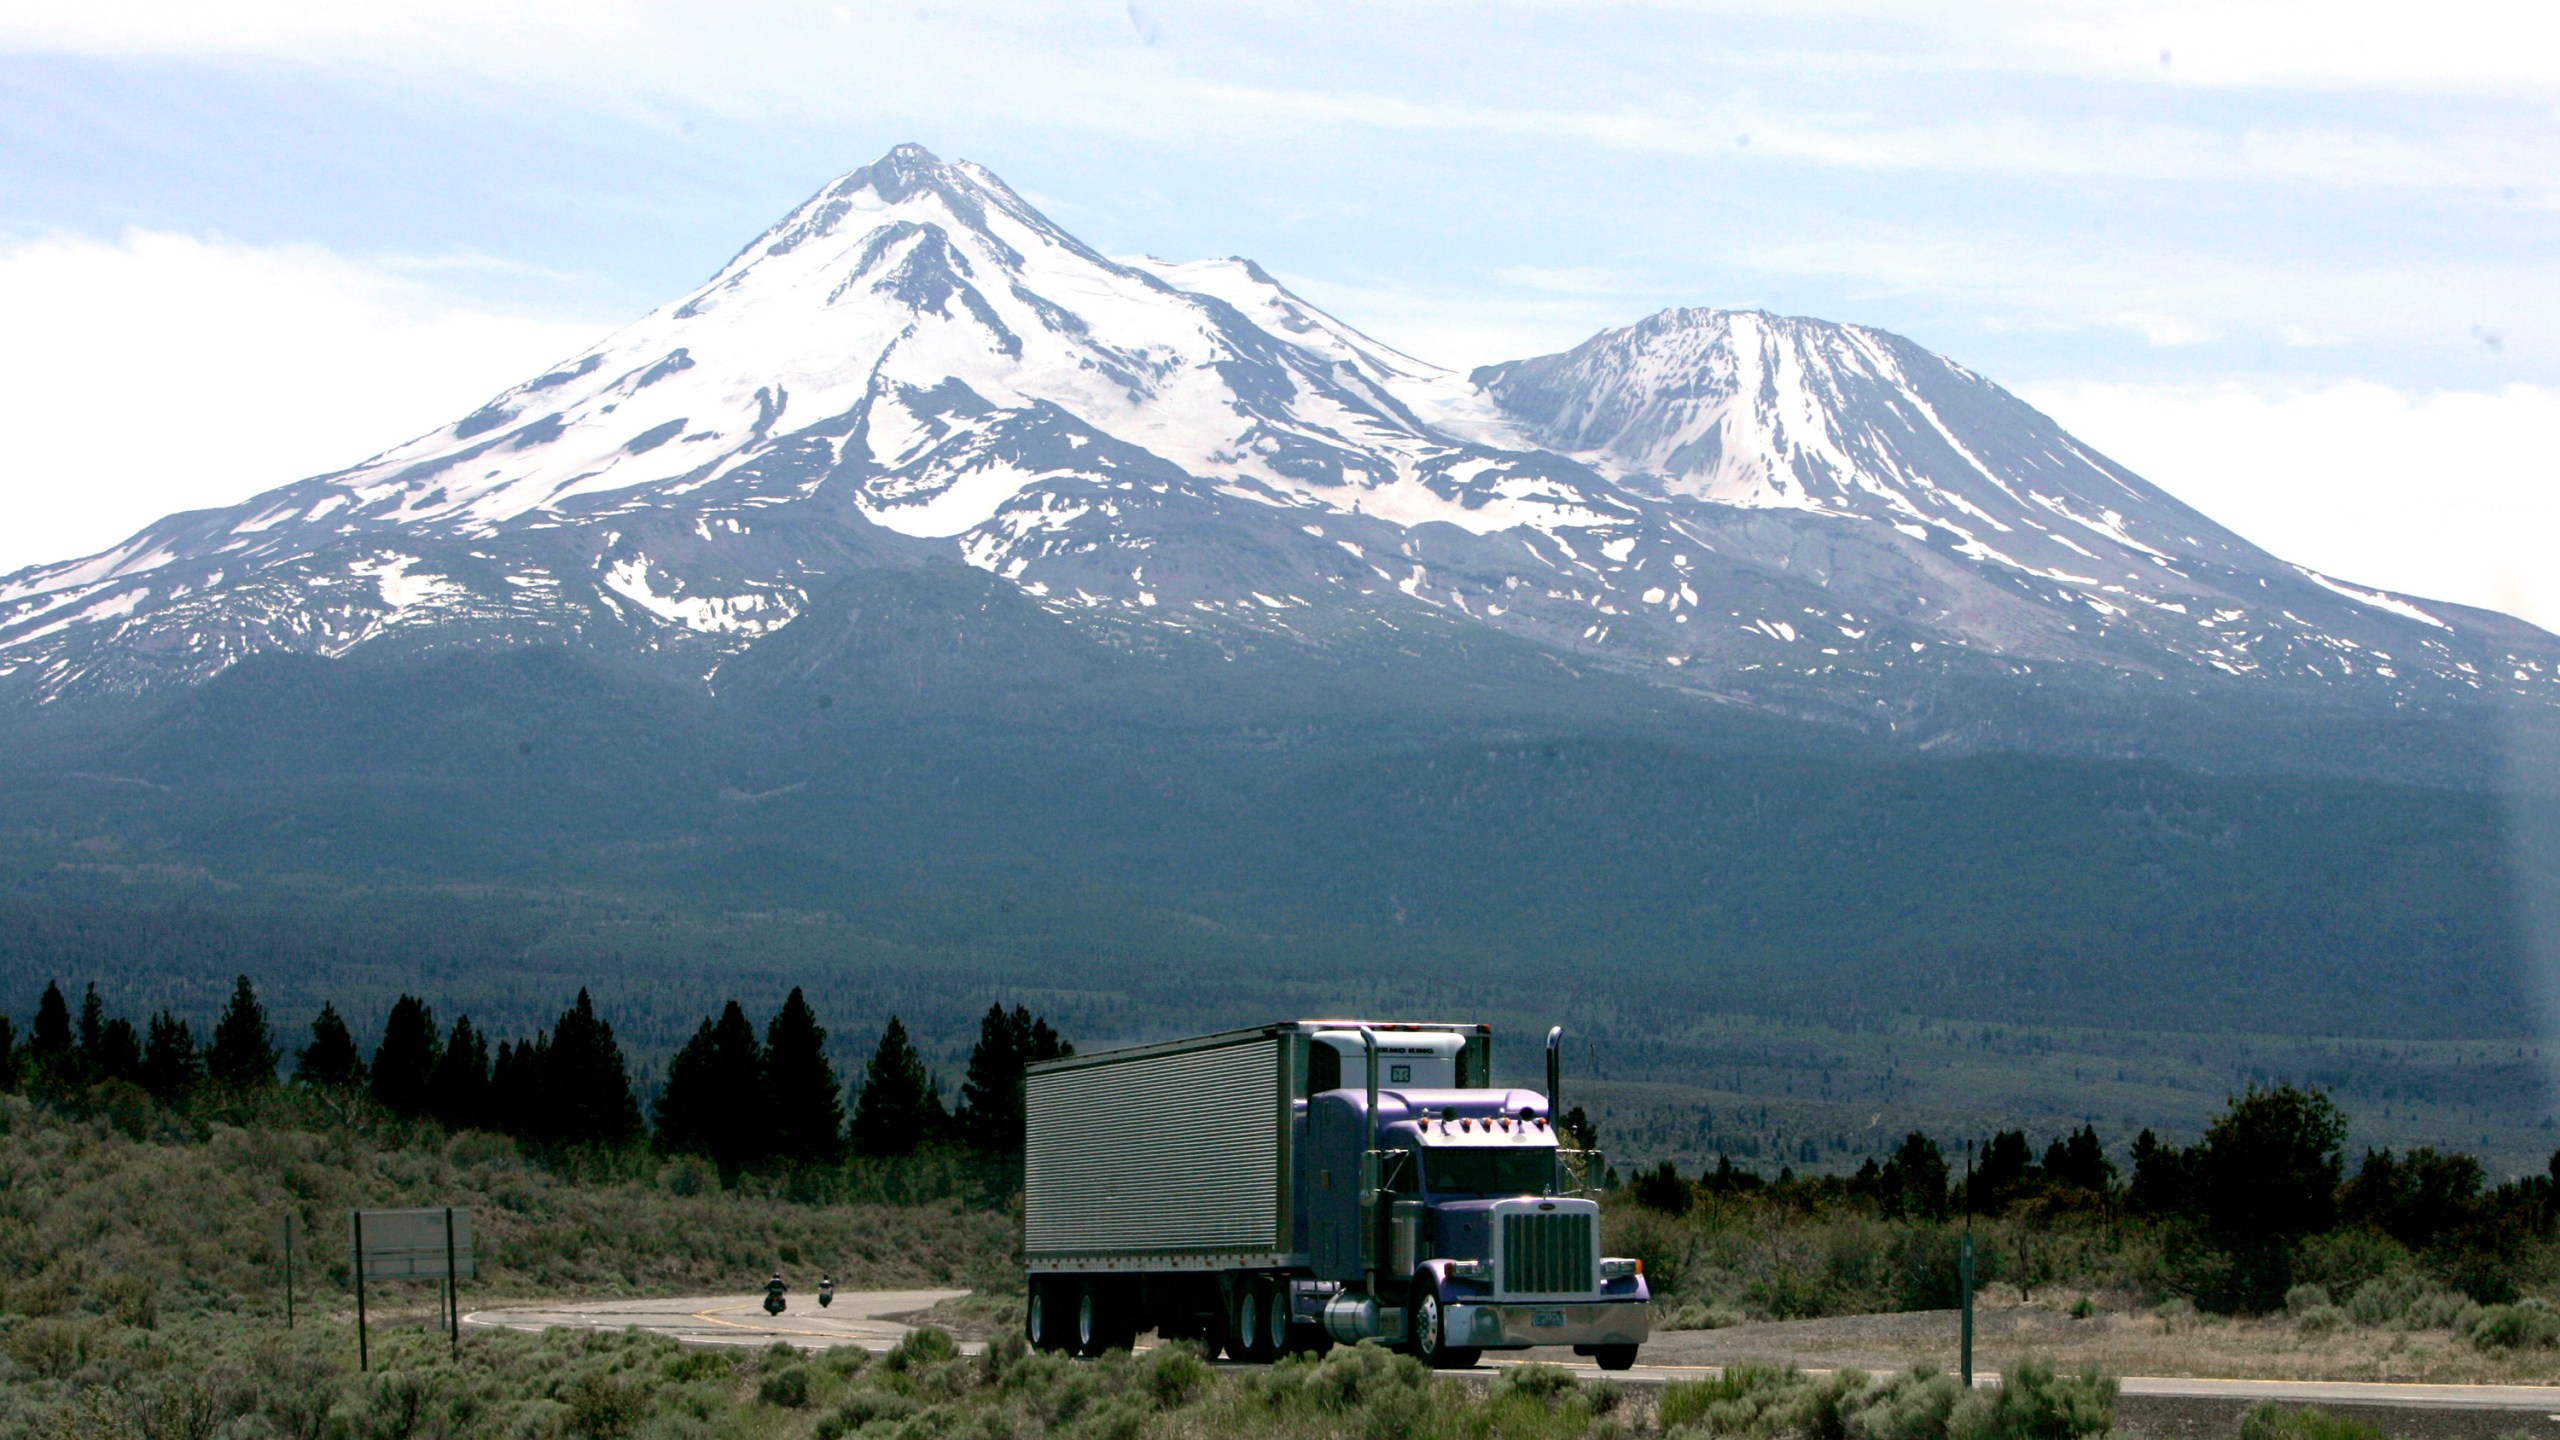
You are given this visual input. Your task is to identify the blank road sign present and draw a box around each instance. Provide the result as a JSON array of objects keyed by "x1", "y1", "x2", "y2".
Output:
[{"x1": 355, "y1": 1208, "x2": 475, "y2": 1280}]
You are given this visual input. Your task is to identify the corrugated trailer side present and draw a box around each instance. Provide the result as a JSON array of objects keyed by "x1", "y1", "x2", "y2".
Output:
[{"x1": 1025, "y1": 1026, "x2": 1294, "y2": 1270}]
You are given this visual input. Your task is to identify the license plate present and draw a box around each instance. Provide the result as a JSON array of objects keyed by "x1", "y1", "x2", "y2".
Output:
[{"x1": 1532, "y1": 1309, "x2": 1566, "y2": 1328}]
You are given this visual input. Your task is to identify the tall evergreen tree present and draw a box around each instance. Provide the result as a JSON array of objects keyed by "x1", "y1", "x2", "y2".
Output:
[
  {"x1": 93, "y1": 1015, "x2": 143, "y2": 1087},
  {"x1": 297, "y1": 1003, "x2": 365, "y2": 1089},
  {"x1": 0, "y1": 1014, "x2": 16, "y2": 1092},
  {"x1": 140, "y1": 1011, "x2": 202, "y2": 1101},
  {"x1": 1971, "y1": 1128, "x2": 2036, "y2": 1211},
  {"x1": 848, "y1": 1016, "x2": 946, "y2": 1158},
  {"x1": 76, "y1": 983, "x2": 105, "y2": 1058},
  {"x1": 954, "y1": 1003, "x2": 1070, "y2": 1153},
  {"x1": 2125, "y1": 1129, "x2": 2193, "y2": 1217},
  {"x1": 540, "y1": 989, "x2": 642, "y2": 1148},
  {"x1": 430, "y1": 1016, "x2": 492, "y2": 1130},
  {"x1": 488, "y1": 1037, "x2": 537, "y2": 1138},
  {"x1": 765, "y1": 988, "x2": 843, "y2": 1165},
  {"x1": 369, "y1": 994, "x2": 442, "y2": 1118},
  {"x1": 2042, "y1": 1125, "x2": 2114, "y2": 1195},
  {"x1": 206, "y1": 975, "x2": 279, "y2": 1089},
  {"x1": 30, "y1": 982, "x2": 72, "y2": 1074},
  {"x1": 656, "y1": 1001, "x2": 770, "y2": 1175},
  {"x1": 1877, "y1": 1132, "x2": 1950, "y2": 1220}
]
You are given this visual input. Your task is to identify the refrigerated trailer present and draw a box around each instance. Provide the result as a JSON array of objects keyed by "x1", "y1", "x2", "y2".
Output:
[{"x1": 1022, "y1": 1020, "x2": 1648, "y2": 1369}]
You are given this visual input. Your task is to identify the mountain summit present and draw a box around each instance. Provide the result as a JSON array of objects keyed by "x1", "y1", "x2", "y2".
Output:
[{"x1": 3, "y1": 144, "x2": 2553, "y2": 739}]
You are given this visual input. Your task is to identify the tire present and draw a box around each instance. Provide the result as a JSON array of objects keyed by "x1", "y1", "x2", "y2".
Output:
[
  {"x1": 1027, "y1": 1279, "x2": 1067, "y2": 1353},
  {"x1": 1260, "y1": 1277, "x2": 1291, "y2": 1358},
  {"x1": 1409, "y1": 1286, "x2": 1480, "y2": 1369},
  {"x1": 1074, "y1": 1281, "x2": 1108, "y2": 1358},
  {"x1": 1592, "y1": 1344, "x2": 1638, "y2": 1372},
  {"x1": 1231, "y1": 1282, "x2": 1271, "y2": 1362}
]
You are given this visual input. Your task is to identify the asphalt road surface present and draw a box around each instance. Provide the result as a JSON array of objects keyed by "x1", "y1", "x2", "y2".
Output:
[
  {"x1": 465, "y1": 1292, "x2": 2560, "y2": 1413},
  {"x1": 463, "y1": 1290, "x2": 979, "y2": 1353}
]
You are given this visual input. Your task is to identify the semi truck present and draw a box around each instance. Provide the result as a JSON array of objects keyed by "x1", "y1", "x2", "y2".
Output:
[{"x1": 1022, "y1": 1019, "x2": 1649, "y2": 1369}]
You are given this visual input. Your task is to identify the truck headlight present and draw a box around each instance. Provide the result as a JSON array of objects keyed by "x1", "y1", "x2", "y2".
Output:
[
  {"x1": 1447, "y1": 1260, "x2": 1491, "y2": 1281},
  {"x1": 1599, "y1": 1258, "x2": 1642, "y2": 1280}
]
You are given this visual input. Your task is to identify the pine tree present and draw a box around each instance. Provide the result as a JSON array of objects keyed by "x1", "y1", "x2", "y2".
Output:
[
  {"x1": 488, "y1": 1038, "x2": 536, "y2": 1138},
  {"x1": 849, "y1": 1016, "x2": 946, "y2": 1158},
  {"x1": 297, "y1": 1003, "x2": 365, "y2": 1089},
  {"x1": 657, "y1": 1001, "x2": 771, "y2": 1176},
  {"x1": 764, "y1": 989, "x2": 843, "y2": 1165},
  {"x1": 30, "y1": 982, "x2": 72, "y2": 1074},
  {"x1": 542, "y1": 989, "x2": 642, "y2": 1148},
  {"x1": 140, "y1": 1011, "x2": 202, "y2": 1101},
  {"x1": 206, "y1": 975, "x2": 279, "y2": 1089},
  {"x1": 93, "y1": 1016, "x2": 143, "y2": 1087},
  {"x1": 369, "y1": 994, "x2": 442, "y2": 1118},
  {"x1": 430, "y1": 1016, "x2": 491, "y2": 1130},
  {"x1": 77, "y1": 983, "x2": 105, "y2": 1058},
  {"x1": 954, "y1": 1003, "x2": 1071, "y2": 1153}
]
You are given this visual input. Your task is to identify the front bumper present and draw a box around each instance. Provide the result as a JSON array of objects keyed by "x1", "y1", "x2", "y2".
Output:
[{"x1": 1443, "y1": 1299, "x2": 1650, "y2": 1350}]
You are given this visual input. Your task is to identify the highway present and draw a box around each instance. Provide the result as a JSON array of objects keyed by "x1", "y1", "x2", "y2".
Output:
[{"x1": 463, "y1": 1293, "x2": 2560, "y2": 1414}]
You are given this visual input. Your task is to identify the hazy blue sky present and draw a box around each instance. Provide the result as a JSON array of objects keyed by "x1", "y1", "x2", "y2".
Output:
[{"x1": 3, "y1": 2, "x2": 2555, "y2": 624}]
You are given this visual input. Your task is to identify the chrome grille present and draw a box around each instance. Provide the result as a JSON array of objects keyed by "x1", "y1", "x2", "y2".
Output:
[{"x1": 1498, "y1": 1210, "x2": 1594, "y2": 1297}]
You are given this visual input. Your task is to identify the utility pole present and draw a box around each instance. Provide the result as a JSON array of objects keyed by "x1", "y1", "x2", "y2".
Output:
[
  {"x1": 352, "y1": 1210, "x2": 369, "y2": 1373},
  {"x1": 1960, "y1": 1138, "x2": 1975, "y2": 1388}
]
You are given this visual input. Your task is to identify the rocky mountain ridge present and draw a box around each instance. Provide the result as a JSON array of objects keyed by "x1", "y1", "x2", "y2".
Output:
[{"x1": 3, "y1": 144, "x2": 2552, "y2": 745}]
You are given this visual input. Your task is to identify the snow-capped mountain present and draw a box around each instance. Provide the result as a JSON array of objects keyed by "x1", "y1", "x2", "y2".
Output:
[{"x1": 3, "y1": 144, "x2": 2553, "y2": 733}]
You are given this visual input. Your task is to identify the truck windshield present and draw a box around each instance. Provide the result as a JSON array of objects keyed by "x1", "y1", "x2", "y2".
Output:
[{"x1": 1423, "y1": 1147, "x2": 1554, "y2": 1196}]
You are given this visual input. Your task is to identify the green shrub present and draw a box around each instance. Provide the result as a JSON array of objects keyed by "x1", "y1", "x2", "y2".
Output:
[
  {"x1": 1845, "y1": 1368, "x2": 1964, "y2": 1440},
  {"x1": 1661, "y1": 1299, "x2": 1748, "y2": 1330},
  {"x1": 1135, "y1": 1341, "x2": 1211, "y2": 1408},
  {"x1": 661, "y1": 1350, "x2": 733, "y2": 1383},
  {"x1": 2468, "y1": 1299, "x2": 2560, "y2": 1350},
  {"x1": 2237, "y1": 1404, "x2": 2389, "y2": 1440},
  {"x1": 832, "y1": 1388, "x2": 918, "y2": 1430},
  {"x1": 560, "y1": 1373, "x2": 649, "y2": 1440},
  {"x1": 2403, "y1": 1286, "x2": 2483, "y2": 1332},
  {"x1": 2067, "y1": 1296, "x2": 2095, "y2": 1320},
  {"x1": 2295, "y1": 1304, "x2": 2348, "y2": 1336},
  {"x1": 1948, "y1": 1359, "x2": 2113, "y2": 1440},
  {"x1": 757, "y1": 1364, "x2": 811, "y2": 1407},
  {"x1": 819, "y1": 1343, "x2": 872, "y2": 1377},
  {"x1": 887, "y1": 1324, "x2": 962, "y2": 1371},
  {"x1": 1658, "y1": 1362, "x2": 1823, "y2": 1437},
  {"x1": 2283, "y1": 1283, "x2": 2332, "y2": 1314}
]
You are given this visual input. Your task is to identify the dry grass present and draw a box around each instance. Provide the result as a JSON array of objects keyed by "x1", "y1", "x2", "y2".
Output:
[
  {"x1": 1645, "y1": 1295, "x2": 2560, "y2": 1386},
  {"x1": 0, "y1": 1091, "x2": 1016, "y2": 1327}
]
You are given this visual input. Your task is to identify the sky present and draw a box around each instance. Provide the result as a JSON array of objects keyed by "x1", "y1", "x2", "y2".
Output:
[{"x1": 1, "y1": 1, "x2": 2555, "y2": 627}]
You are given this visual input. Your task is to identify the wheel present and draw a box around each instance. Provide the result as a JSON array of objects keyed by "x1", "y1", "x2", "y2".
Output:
[
  {"x1": 1260, "y1": 1277, "x2": 1291, "y2": 1358},
  {"x1": 1074, "y1": 1282, "x2": 1108, "y2": 1358},
  {"x1": 1409, "y1": 1286, "x2": 1480, "y2": 1369},
  {"x1": 1591, "y1": 1344, "x2": 1638, "y2": 1372},
  {"x1": 1027, "y1": 1279, "x2": 1068, "y2": 1353},
  {"x1": 1232, "y1": 1283, "x2": 1271, "y2": 1362}
]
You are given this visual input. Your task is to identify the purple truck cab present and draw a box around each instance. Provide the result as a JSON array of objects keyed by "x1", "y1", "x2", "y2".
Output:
[{"x1": 1023, "y1": 1020, "x2": 1648, "y2": 1369}]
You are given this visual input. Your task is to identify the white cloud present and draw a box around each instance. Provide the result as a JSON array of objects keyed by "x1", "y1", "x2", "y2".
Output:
[
  {"x1": 2024, "y1": 379, "x2": 2560, "y2": 633},
  {"x1": 0, "y1": 229, "x2": 608, "y2": 575},
  {"x1": 1, "y1": 3, "x2": 2547, "y2": 196}
]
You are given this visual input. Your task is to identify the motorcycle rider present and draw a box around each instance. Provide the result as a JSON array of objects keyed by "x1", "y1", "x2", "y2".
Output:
[{"x1": 763, "y1": 1272, "x2": 788, "y2": 1315}]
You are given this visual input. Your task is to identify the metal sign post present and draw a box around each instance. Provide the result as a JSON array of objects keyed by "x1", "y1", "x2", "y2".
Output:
[
  {"x1": 350, "y1": 1208, "x2": 477, "y2": 1370},
  {"x1": 281, "y1": 1213, "x2": 298, "y2": 1329},
  {"x1": 352, "y1": 1211, "x2": 369, "y2": 1371},
  {"x1": 1960, "y1": 1140, "x2": 1975, "y2": 1388}
]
